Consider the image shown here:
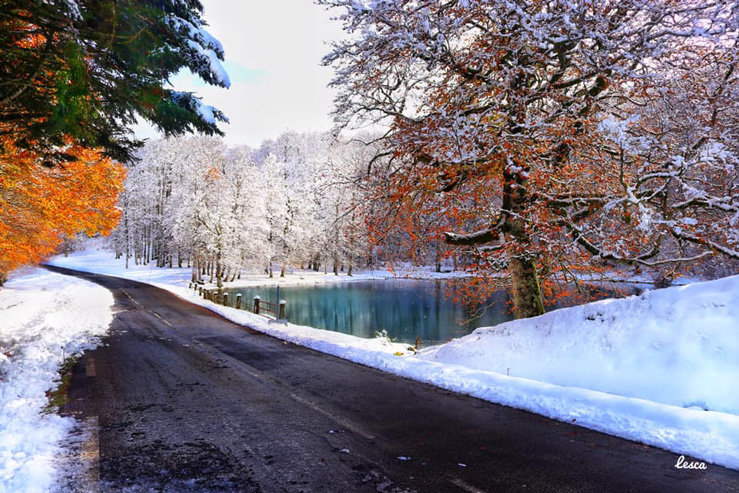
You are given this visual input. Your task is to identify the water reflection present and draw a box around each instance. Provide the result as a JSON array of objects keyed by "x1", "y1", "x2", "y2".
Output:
[{"x1": 225, "y1": 279, "x2": 513, "y2": 345}]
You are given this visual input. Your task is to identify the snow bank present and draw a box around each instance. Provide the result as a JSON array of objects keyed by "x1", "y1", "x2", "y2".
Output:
[
  {"x1": 0, "y1": 268, "x2": 113, "y2": 492},
  {"x1": 421, "y1": 277, "x2": 739, "y2": 414},
  {"x1": 47, "y1": 246, "x2": 739, "y2": 470}
]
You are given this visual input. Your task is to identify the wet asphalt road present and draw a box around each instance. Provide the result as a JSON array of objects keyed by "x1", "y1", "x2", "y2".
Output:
[{"x1": 46, "y1": 265, "x2": 739, "y2": 493}]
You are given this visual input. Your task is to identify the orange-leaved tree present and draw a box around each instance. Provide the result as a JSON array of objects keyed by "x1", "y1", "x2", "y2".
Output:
[
  {"x1": 0, "y1": 135, "x2": 125, "y2": 284},
  {"x1": 322, "y1": 0, "x2": 739, "y2": 318}
]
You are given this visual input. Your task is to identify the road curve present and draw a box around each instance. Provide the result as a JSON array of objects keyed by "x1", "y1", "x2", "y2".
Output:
[{"x1": 46, "y1": 265, "x2": 739, "y2": 493}]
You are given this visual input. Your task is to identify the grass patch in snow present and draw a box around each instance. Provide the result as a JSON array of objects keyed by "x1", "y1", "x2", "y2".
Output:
[{"x1": 42, "y1": 355, "x2": 80, "y2": 414}]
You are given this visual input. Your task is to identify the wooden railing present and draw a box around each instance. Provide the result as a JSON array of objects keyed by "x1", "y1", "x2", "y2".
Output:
[
  {"x1": 254, "y1": 298, "x2": 277, "y2": 317},
  {"x1": 189, "y1": 283, "x2": 286, "y2": 321}
]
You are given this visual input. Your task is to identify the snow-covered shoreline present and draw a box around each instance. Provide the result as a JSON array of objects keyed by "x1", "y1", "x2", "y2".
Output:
[
  {"x1": 0, "y1": 267, "x2": 114, "y2": 492},
  {"x1": 46, "y1": 245, "x2": 739, "y2": 470},
  {"x1": 46, "y1": 245, "x2": 471, "y2": 290}
]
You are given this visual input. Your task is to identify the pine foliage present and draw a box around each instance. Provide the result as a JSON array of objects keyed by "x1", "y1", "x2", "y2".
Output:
[{"x1": 0, "y1": 0, "x2": 229, "y2": 162}]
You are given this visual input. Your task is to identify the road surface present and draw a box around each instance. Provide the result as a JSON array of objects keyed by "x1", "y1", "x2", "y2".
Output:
[{"x1": 46, "y1": 265, "x2": 739, "y2": 492}]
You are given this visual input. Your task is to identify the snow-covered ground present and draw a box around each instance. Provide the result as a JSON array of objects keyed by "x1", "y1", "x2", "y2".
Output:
[
  {"x1": 0, "y1": 267, "x2": 114, "y2": 492},
  {"x1": 48, "y1": 242, "x2": 468, "y2": 289},
  {"x1": 47, "y1": 243, "x2": 739, "y2": 470}
]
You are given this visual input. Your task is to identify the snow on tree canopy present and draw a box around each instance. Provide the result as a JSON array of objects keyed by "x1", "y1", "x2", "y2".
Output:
[{"x1": 320, "y1": 0, "x2": 739, "y2": 316}]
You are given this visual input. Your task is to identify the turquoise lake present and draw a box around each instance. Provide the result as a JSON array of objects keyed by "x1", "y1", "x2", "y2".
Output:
[{"x1": 224, "y1": 279, "x2": 513, "y2": 346}]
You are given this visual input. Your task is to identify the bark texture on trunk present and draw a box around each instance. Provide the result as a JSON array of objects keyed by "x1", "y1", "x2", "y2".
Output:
[
  {"x1": 502, "y1": 162, "x2": 545, "y2": 319},
  {"x1": 507, "y1": 249, "x2": 545, "y2": 319}
]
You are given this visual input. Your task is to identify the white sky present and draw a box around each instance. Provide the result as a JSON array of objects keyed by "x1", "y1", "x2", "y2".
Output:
[{"x1": 134, "y1": 0, "x2": 344, "y2": 148}]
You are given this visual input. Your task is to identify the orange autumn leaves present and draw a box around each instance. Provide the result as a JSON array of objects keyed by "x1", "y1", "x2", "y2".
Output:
[
  {"x1": 0, "y1": 15, "x2": 126, "y2": 281},
  {"x1": 0, "y1": 138, "x2": 125, "y2": 280}
]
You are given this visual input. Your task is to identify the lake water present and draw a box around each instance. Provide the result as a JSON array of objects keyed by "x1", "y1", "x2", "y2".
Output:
[{"x1": 224, "y1": 279, "x2": 514, "y2": 346}]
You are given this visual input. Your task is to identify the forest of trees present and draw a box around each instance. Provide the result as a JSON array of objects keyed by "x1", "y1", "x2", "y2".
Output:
[{"x1": 109, "y1": 132, "x2": 394, "y2": 286}]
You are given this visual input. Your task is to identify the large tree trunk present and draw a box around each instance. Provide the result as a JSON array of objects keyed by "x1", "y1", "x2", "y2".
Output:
[
  {"x1": 507, "y1": 249, "x2": 545, "y2": 319},
  {"x1": 445, "y1": 161, "x2": 546, "y2": 320},
  {"x1": 502, "y1": 165, "x2": 545, "y2": 319},
  {"x1": 216, "y1": 260, "x2": 223, "y2": 288}
]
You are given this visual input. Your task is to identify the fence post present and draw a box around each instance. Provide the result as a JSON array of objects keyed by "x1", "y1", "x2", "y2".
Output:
[
  {"x1": 222, "y1": 293, "x2": 229, "y2": 306},
  {"x1": 236, "y1": 294, "x2": 242, "y2": 310},
  {"x1": 278, "y1": 300, "x2": 287, "y2": 321},
  {"x1": 254, "y1": 296, "x2": 260, "y2": 314}
]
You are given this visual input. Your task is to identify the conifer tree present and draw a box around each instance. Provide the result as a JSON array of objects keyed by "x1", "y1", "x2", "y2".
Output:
[{"x1": 0, "y1": 0, "x2": 229, "y2": 163}]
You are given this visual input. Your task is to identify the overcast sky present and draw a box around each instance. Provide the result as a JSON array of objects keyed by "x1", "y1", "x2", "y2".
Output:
[{"x1": 135, "y1": 0, "x2": 344, "y2": 148}]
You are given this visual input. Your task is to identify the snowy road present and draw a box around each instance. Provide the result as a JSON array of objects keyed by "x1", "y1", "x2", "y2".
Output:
[{"x1": 46, "y1": 266, "x2": 739, "y2": 493}]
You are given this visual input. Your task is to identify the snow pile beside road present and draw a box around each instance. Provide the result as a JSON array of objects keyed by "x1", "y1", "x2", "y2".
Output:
[
  {"x1": 0, "y1": 268, "x2": 114, "y2": 492},
  {"x1": 420, "y1": 277, "x2": 739, "y2": 414},
  {"x1": 157, "y1": 278, "x2": 739, "y2": 470}
]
